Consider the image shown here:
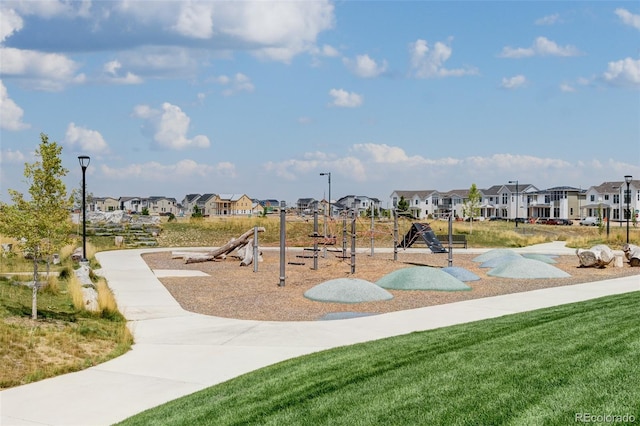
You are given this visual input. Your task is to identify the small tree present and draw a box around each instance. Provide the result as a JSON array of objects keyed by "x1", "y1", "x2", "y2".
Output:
[
  {"x1": 191, "y1": 205, "x2": 203, "y2": 220},
  {"x1": 0, "y1": 133, "x2": 71, "y2": 319},
  {"x1": 464, "y1": 183, "x2": 482, "y2": 234}
]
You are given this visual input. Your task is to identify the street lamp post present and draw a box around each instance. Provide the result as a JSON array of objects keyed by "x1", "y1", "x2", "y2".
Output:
[
  {"x1": 320, "y1": 172, "x2": 331, "y2": 234},
  {"x1": 509, "y1": 180, "x2": 519, "y2": 228},
  {"x1": 78, "y1": 156, "x2": 90, "y2": 262},
  {"x1": 624, "y1": 175, "x2": 632, "y2": 244}
]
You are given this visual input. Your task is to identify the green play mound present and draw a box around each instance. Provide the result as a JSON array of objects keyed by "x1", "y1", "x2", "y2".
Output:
[
  {"x1": 376, "y1": 267, "x2": 471, "y2": 291},
  {"x1": 487, "y1": 257, "x2": 570, "y2": 279},
  {"x1": 304, "y1": 278, "x2": 394, "y2": 303}
]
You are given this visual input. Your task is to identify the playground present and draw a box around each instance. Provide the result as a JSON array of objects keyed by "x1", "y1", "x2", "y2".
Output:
[{"x1": 142, "y1": 246, "x2": 639, "y2": 321}]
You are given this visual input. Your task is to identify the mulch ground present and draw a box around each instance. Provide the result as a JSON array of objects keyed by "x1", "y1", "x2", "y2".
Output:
[{"x1": 141, "y1": 249, "x2": 640, "y2": 322}]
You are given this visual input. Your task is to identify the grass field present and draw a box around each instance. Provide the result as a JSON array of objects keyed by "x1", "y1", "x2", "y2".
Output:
[
  {"x1": 118, "y1": 291, "x2": 640, "y2": 425},
  {"x1": 155, "y1": 215, "x2": 638, "y2": 249}
]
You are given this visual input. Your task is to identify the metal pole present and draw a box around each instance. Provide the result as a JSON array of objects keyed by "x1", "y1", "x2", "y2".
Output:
[
  {"x1": 350, "y1": 205, "x2": 356, "y2": 274},
  {"x1": 448, "y1": 213, "x2": 453, "y2": 267},
  {"x1": 279, "y1": 201, "x2": 286, "y2": 287},
  {"x1": 313, "y1": 208, "x2": 318, "y2": 270},
  {"x1": 253, "y1": 226, "x2": 258, "y2": 273},
  {"x1": 393, "y1": 208, "x2": 398, "y2": 261},
  {"x1": 78, "y1": 155, "x2": 90, "y2": 262},
  {"x1": 626, "y1": 180, "x2": 631, "y2": 244},
  {"x1": 342, "y1": 212, "x2": 347, "y2": 259},
  {"x1": 370, "y1": 209, "x2": 375, "y2": 256},
  {"x1": 82, "y1": 167, "x2": 87, "y2": 261}
]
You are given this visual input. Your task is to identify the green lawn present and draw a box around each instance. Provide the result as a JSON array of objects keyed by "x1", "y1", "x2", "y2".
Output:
[{"x1": 119, "y1": 291, "x2": 640, "y2": 425}]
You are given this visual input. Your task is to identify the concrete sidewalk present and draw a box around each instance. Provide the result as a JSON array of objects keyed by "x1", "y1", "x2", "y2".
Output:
[{"x1": 1, "y1": 243, "x2": 638, "y2": 425}]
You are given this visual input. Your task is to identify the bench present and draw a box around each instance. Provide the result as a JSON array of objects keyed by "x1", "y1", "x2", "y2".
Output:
[{"x1": 435, "y1": 234, "x2": 468, "y2": 249}]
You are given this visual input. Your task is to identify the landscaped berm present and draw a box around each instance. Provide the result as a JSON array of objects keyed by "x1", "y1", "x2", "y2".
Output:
[{"x1": 142, "y1": 246, "x2": 640, "y2": 321}]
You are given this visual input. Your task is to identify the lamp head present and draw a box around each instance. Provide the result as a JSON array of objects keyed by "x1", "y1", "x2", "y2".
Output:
[
  {"x1": 78, "y1": 155, "x2": 91, "y2": 169},
  {"x1": 624, "y1": 175, "x2": 632, "y2": 185}
]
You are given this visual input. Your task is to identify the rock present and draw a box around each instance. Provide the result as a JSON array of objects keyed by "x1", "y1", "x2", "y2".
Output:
[
  {"x1": 623, "y1": 244, "x2": 640, "y2": 267},
  {"x1": 576, "y1": 245, "x2": 615, "y2": 268}
]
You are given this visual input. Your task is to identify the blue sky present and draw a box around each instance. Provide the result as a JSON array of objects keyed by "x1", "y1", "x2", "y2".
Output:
[{"x1": 1, "y1": 1, "x2": 639, "y2": 207}]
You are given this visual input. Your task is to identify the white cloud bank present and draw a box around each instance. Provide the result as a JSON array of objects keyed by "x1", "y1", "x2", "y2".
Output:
[
  {"x1": 409, "y1": 39, "x2": 478, "y2": 78},
  {"x1": 132, "y1": 102, "x2": 211, "y2": 150},
  {"x1": 64, "y1": 123, "x2": 110, "y2": 154},
  {"x1": 615, "y1": 8, "x2": 640, "y2": 30},
  {"x1": 0, "y1": 80, "x2": 30, "y2": 130},
  {"x1": 343, "y1": 54, "x2": 388, "y2": 78},
  {"x1": 501, "y1": 75, "x2": 527, "y2": 90},
  {"x1": 328, "y1": 89, "x2": 363, "y2": 108},
  {"x1": 499, "y1": 36, "x2": 580, "y2": 58}
]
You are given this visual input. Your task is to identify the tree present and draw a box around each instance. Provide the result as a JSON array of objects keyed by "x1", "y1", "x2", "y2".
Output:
[
  {"x1": 397, "y1": 196, "x2": 409, "y2": 213},
  {"x1": 0, "y1": 133, "x2": 71, "y2": 319},
  {"x1": 464, "y1": 183, "x2": 482, "y2": 234},
  {"x1": 191, "y1": 205, "x2": 203, "y2": 219}
]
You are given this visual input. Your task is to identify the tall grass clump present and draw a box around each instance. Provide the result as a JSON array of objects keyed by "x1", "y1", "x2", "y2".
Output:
[
  {"x1": 67, "y1": 274, "x2": 85, "y2": 311},
  {"x1": 96, "y1": 278, "x2": 119, "y2": 318},
  {"x1": 42, "y1": 275, "x2": 60, "y2": 295}
]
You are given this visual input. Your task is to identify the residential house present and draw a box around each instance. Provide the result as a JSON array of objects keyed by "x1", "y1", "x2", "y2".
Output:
[
  {"x1": 181, "y1": 194, "x2": 201, "y2": 216},
  {"x1": 391, "y1": 184, "x2": 537, "y2": 221},
  {"x1": 584, "y1": 179, "x2": 639, "y2": 223},
  {"x1": 196, "y1": 193, "x2": 217, "y2": 216},
  {"x1": 251, "y1": 201, "x2": 265, "y2": 216},
  {"x1": 93, "y1": 196, "x2": 119, "y2": 212},
  {"x1": 214, "y1": 194, "x2": 253, "y2": 216},
  {"x1": 296, "y1": 198, "x2": 318, "y2": 215},
  {"x1": 147, "y1": 196, "x2": 178, "y2": 216},
  {"x1": 257, "y1": 199, "x2": 281, "y2": 214},
  {"x1": 440, "y1": 189, "x2": 469, "y2": 219},
  {"x1": 334, "y1": 195, "x2": 382, "y2": 216},
  {"x1": 529, "y1": 186, "x2": 583, "y2": 220},
  {"x1": 119, "y1": 196, "x2": 143, "y2": 213},
  {"x1": 389, "y1": 190, "x2": 440, "y2": 219}
]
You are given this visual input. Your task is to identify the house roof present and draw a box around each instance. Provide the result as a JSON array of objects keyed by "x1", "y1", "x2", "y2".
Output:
[
  {"x1": 197, "y1": 193, "x2": 217, "y2": 203},
  {"x1": 183, "y1": 194, "x2": 201, "y2": 203},
  {"x1": 218, "y1": 194, "x2": 247, "y2": 201},
  {"x1": 392, "y1": 190, "x2": 438, "y2": 199}
]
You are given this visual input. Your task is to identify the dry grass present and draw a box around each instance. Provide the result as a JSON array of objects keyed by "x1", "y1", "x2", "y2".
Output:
[
  {"x1": 97, "y1": 277, "x2": 119, "y2": 315},
  {"x1": 67, "y1": 274, "x2": 85, "y2": 311}
]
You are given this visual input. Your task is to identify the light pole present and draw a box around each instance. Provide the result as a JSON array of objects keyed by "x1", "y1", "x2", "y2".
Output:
[
  {"x1": 624, "y1": 175, "x2": 632, "y2": 244},
  {"x1": 78, "y1": 156, "x2": 90, "y2": 262},
  {"x1": 320, "y1": 172, "x2": 331, "y2": 235},
  {"x1": 509, "y1": 180, "x2": 519, "y2": 228}
]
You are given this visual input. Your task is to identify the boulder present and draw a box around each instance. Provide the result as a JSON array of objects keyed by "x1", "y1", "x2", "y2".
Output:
[
  {"x1": 623, "y1": 244, "x2": 640, "y2": 267},
  {"x1": 576, "y1": 245, "x2": 615, "y2": 268}
]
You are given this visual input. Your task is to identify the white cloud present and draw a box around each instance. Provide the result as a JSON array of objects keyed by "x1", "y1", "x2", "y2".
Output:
[
  {"x1": 0, "y1": 149, "x2": 26, "y2": 163},
  {"x1": 132, "y1": 102, "x2": 211, "y2": 150},
  {"x1": 535, "y1": 14, "x2": 560, "y2": 26},
  {"x1": 615, "y1": 8, "x2": 640, "y2": 30},
  {"x1": 499, "y1": 36, "x2": 580, "y2": 58},
  {"x1": 0, "y1": 47, "x2": 84, "y2": 91},
  {"x1": 0, "y1": 6, "x2": 23, "y2": 42},
  {"x1": 214, "y1": 73, "x2": 255, "y2": 96},
  {"x1": 100, "y1": 159, "x2": 236, "y2": 181},
  {"x1": 559, "y1": 83, "x2": 576, "y2": 93},
  {"x1": 0, "y1": 80, "x2": 30, "y2": 130},
  {"x1": 602, "y1": 57, "x2": 640, "y2": 88},
  {"x1": 64, "y1": 123, "x2": 109, "y2": 154},
  {"x1": 102, "y1": 60, "x2": 143, "y2": 84},
  {"x1": 259, "y1": 144, "x2": 640, "y2": 197},
  {"x1": 343, "y1": 54, "x2": 388, "y2": 78},
  {"x1": 328, "y1": 89, "x2": 363, "y2": 108},
  {"x1": 172, "y1": 2, "x2": 214, "y2": 39},
  {"x1": 409, "y1": 39, "x2": 478, "y2": 78},
  {"x1": 501, "y1": 75, "x2": 527, "y2": 89},
  {"x1": 215, "y1": 1, "x2": 335, "y2": 62}
]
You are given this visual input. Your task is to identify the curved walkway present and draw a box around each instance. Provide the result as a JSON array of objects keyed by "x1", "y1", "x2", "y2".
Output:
[{"x1": 1, "y1": 243, "x2": 638, "y2": 425}]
